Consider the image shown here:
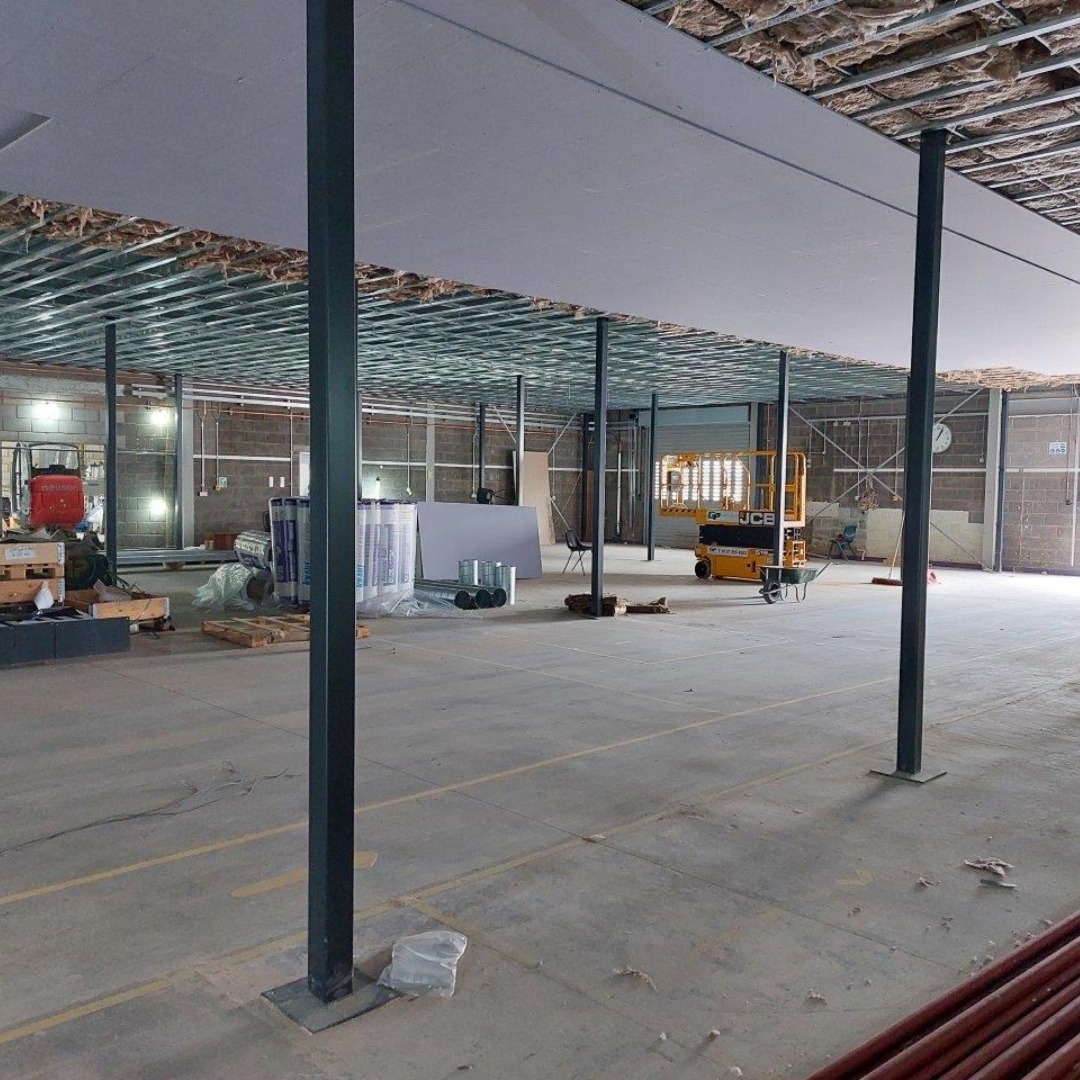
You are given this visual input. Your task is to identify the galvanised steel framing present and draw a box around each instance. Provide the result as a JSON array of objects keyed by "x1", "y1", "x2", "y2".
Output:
[
  {"x1": 626, "y1": 1, "x2": 1080, "y2": 229},
  {"x1": 0, "y1": 193, "x2": 928, "y2": 411}
]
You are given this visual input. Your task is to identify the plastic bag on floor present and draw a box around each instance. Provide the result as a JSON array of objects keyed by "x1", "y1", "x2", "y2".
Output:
[
  {"x1": 378, "y1": 930, "x2": 468, "y2": 997},
  {"x1": 192, "y1": 563, "x2": 258, "y2": 611}
]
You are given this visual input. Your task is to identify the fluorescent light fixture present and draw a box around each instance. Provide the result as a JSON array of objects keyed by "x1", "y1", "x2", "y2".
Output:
[
  {"x1": 33, "y1": 401, "x2": 60, "y2": 420},
  {"x1": 149, "y1": 498, "x2": 168, "y2": 520}
]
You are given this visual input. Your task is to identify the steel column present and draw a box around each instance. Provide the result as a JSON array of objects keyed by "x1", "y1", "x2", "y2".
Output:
[
  {"x1": 646, "y1": 392, "x2": 659, "y2": 561},
  {"x1": 306, "y1": 0, "x2": 357, "y2": 1003},
  {"x1": 173, "y1": 374, "x2": 189, "y2": 549},
  {"x1": 590, "y1": 318, "x2": 609, "y2": 617},
  {"x1": 772, "y1": 351, "x2": 790, "y2": 567},
  {"x1": 515, "y1": 376, "x2": 526, "y2": 505},
  {"x1": 477, "y1": 401, "x2": 486, "y2": 495},
  {"x1": 895, "y1": 128, "x2": 947, "y2": 781},
  {"x1": 994, "y1": 390, "x2": 1010, "y2": 572},
  {"x1": 104, "y1": 322, "x2": 118, "y2": 575}
]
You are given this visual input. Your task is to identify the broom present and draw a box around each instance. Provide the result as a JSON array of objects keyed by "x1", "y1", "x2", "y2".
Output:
[
  {"x1": 871, "y1": 514, "x2": 941, "y2": 586},
  {"x1": 871, "y1": 514, "x2": 903, "y2": 586}
]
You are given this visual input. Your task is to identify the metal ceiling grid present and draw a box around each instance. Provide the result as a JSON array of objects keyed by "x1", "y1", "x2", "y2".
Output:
[
  {"x1": 0, "y1": 194, "x2": 924, "y2": 410},
  {"x1": 625, "y1": 1, "x2": 1080, "y2": 232}
]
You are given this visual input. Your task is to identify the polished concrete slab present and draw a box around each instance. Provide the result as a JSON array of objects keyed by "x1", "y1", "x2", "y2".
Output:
[{"x1": 1, "y1": 547, "x2": 1079, "y2": 1078}]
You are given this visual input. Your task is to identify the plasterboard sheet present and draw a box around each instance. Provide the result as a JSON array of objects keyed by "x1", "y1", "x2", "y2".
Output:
[
  {"x1": 0, "y1": 0, "x2": 1077, "y2": 374},
  {"x1": 520, "y1": 451, "x2": 556, "y2": 547},
  {"x1": 417, "y1": 502, "x2": 543, "y2": 580}
]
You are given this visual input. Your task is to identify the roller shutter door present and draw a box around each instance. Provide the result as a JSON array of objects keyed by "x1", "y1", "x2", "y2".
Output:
[{"x1": 652, "y1": 416, "x2": 752, "y2": 549}]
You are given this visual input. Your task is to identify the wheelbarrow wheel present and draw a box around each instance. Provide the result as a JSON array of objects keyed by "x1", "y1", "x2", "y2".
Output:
[
  {"x1": 694, "y1": 559, "x2": 712, "y2": 580},
  {"x1": 762, "y1": 581, "x2": 782, "y2": 604}
]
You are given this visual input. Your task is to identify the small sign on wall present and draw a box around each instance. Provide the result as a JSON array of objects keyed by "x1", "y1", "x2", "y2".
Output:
[{"x1": 1049, "y1": 441, "x2": 1068, "y2": 456}]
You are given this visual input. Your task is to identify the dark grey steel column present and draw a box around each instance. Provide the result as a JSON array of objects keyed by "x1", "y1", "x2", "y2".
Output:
[
  {"x1": 994, "y1": 390, "x2": 1010, "y2": 573},
  {"x1": 306, "y1": 0, "x2": 357, "y2": 1003},
  {"x1": 772, "y1": 351, "x2": 790, "y2": 567},
  {"x1": 895, "y1": 128, "x2": 947, "y2": 780},
  {"x1": 477, "y1": 401, "x2": 487, "y2": 493},
  {"x1": 646, "y1": 391, "x2": 658, "y2": 561},
  {"x1": 515, "y1": 376, "x2": 526, "y2": 505},
  {"x1": 104, "y1": 322, "x2": 118, "y2": 575},
  {"x1": 590, "y1": 318, "x2": 609, "y2": 617},
  {"x1": 579, "y1": 414, "x2": 591, "y2": 538},
  {"x1": 173, "y1": 373, "x2": 185, "y2": 549}
]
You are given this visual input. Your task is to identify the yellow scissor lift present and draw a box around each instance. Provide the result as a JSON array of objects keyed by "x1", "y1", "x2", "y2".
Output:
[{"x1": 658, "y1": 450, "x2": 808, "y2": 583}]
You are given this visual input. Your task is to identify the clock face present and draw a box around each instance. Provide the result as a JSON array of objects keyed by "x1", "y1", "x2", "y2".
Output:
[{"x1": 932, "y1": 422, "x2": 952, "y2": 453}]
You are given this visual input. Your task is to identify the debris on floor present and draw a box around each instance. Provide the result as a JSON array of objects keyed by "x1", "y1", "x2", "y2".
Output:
[
  {"x1": 964, "y1": 857, "x2": 1013, "y2": 878},
  {"x1": 806, "y1": 989, "x2": 828, "y2": 1006},
  {"x1": 201, "y1": 613, "x2": 370, "y2": 648},
  {"x1": 613, "y1": 966, "x2": 658, "y2": 992},
  {"x1": 565, "y1": 593, "x2": 627, "y2": 617},
  {"x1": 583, "y1": 833, "x2": 606, "y2": 843},
  {"x1": 624, "y1": 596, "x2": 671, "y2": 614},
  {"x1": 916, "y1": 876, "x2": 938, "y2": 888},
  {"x1": 378, "y1": 930, "x2": 468, "y2": 998},
  {"x1": 980, "y1": 878, "x2": 1018, "y2": 890}
]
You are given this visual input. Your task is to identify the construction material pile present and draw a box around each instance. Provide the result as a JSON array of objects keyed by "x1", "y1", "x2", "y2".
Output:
[{"x1": 806, "y1": 909, "x2": 1080, "y2": 1079}]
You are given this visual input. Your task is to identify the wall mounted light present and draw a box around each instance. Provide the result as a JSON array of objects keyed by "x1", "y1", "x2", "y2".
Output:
[
  {"x1": 33, "y1": 401, "x2": 60, "y2": 420},
  {"x1": 148, "y1": 497, "x2": 168, "y2": 520},
  {"x1": 149, "y1": 408, "x2": 170, "y2": 427}
]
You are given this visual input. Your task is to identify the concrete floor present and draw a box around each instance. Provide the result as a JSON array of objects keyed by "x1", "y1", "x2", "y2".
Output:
[{"x1": 2, "y1": 546, "x2": 1079, "y2": 1079}]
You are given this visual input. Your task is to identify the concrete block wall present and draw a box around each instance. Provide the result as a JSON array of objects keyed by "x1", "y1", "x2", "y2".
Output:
[{"x1": 763, "y1": 392, "x2": 991, "y2": 565}]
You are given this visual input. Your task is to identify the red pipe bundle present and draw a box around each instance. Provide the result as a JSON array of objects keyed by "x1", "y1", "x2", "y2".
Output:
[{"x1": 807, "y1": 911, "x2": 1080, "y2": 1080}]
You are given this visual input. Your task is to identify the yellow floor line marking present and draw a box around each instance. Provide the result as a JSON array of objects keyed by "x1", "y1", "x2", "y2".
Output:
[
  {"x1": 0, "y1": 679, "x2": 1060, "y2": 1049},
  {"x1": 230, "y1": 851, "x2": 377, "y2": 899},
  {"x1": 0, "y1": 677, "x2": 894, "y2": 909},
  {"x1": 2, "y1": 633, "x2": 1066, "y2": 911},
  {"x1": 0, "y1": 975, "x2": 185, "y2": 1047}
]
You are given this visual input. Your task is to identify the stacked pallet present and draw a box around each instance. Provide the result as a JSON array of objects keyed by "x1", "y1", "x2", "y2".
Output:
[
  {"x1": 564, "y1": 593, "x2": 627, "y2": 617},
  {"x1": 202, "y1": 613, "x2": 371, "y2": 648},
  {"x1": 0, "y1": 542, "x2": 64, "y2": 607}
]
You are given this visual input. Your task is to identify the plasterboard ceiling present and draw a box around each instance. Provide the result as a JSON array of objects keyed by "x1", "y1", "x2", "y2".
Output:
[{"x1": 0, "y1": 0, "x2": 1077, "y2": 375}]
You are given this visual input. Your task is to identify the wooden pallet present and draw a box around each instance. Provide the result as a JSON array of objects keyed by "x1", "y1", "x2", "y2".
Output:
[
  {"x1": 0, "y1": 562, "x2": 63, "y2": 581},
  {"x1": 0, "y1": 577, "x2": 64, "y2": 606},
  {"x1": 201, "y1": 614, "x2": 371, "y2": 648}
]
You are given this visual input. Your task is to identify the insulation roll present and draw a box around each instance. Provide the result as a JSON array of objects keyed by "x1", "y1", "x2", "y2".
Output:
[
  {"x1": 268, "y1": 498, "x2": 287, "y2": 590},
  {"x1": 234, "y1": 530, "x2": 273, "y2": 572},
  {"x1": 280, "y1": 498, "x2": 298, "y2": 603},
  {"x1": 296, "y1": 498, "x2": 311, "y2": 608},
  {"x1": 363, "y1": 499, "x2": 379, "y2": 602},
  {"x1": 355, "y1": 500, "x2": 368, "y2": 606}
]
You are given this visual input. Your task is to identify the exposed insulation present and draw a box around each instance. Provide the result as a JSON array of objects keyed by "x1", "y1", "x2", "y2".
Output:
[{"x1": 625, "y1": 0, "x2": 1080, "y2": 225}]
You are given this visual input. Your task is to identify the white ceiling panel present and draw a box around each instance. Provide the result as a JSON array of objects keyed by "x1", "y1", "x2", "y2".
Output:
[{"x1": 0, "y1": 0, "x2": 1077, "y2": 375}]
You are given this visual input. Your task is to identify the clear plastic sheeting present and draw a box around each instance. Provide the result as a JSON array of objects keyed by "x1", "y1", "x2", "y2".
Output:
[
  {"x1": 192, "y1": 563, "x2": 259, "y2": 611},
  {"x1": 378, "y1": 930, "x2": 468, "y2": 998}
]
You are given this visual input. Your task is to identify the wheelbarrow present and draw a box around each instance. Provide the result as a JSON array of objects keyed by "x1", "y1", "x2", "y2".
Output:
[{"x1": 758, "y1": 562, "x2": 828, "y2": 604}]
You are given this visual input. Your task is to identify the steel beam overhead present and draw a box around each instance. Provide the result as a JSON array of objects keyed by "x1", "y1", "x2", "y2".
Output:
[
  {"x1": 960, "y1": 139, "x2": 1080, "y2": 175},
  {"x1": 305, "y1": 0, "x2": 358, "y2": 1005},
  {"x1": 803, "y1": 0, "x2": 999, "y2": 65},
  {"x1": 772, "y1": 351, "x2": 790, "y2": 568},
  {"x1": 646, "y1": 391, "x2": 658, "y2": 562},
  {"x1": 104, "y1": 322, "x2": 118, "y2": 577},
  {"x1": 590, "y1": 318, "x2": 609, "y2": 619},
  {"x1": 893, "y1": 128, "x2": 948, "y2": 784},
  {"x1": 704, "y1": 1, "x2": 842, "y2": 49},
  {"x1": 907, "y1": 85, "x2": 1080, "y2": 141},
  {"x1": 813, "y1": 12, "x2": 1080, "y2": 100},
  {"x1": 946, "y1": 115, "x2": 1080, "y2": 156}
]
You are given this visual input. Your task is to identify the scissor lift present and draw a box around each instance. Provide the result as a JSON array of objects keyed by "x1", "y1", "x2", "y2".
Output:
[{"x1": 658, "y1": 449, "x2": 808, "y2": 583}]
